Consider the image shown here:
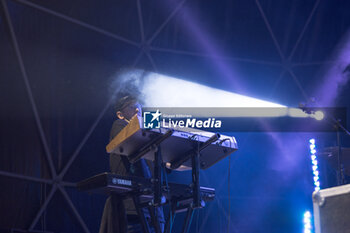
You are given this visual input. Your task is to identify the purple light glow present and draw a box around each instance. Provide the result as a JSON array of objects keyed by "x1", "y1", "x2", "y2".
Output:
[
  {"x1": 159, "y1": 0, "x2": 244, "y2": 93},
  {"x1": 313, "y1": 30, "x2": 350, "y2": 106}
]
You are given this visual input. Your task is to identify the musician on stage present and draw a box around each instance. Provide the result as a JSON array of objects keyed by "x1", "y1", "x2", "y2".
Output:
[{"x1": 99, "y1": 92, "x2": 165, "y2": 233}]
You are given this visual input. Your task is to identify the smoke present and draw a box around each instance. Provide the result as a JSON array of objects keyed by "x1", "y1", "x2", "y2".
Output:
[
  {"x1": 109, "y1": 68, "x2": 148, "y2": 105},
  {"x1": 313, "y1": 30, "x2": 350, "y2": 106},
  {"x1": 110, "y1": 69, "x2": 284, "y2": 108}
]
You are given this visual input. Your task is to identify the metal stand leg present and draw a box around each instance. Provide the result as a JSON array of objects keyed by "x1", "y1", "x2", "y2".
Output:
[
  {"x1": 181, "y1": 208, "x2": 194, "y2": 233},
  {"x1": 148, "y1": 206, "x2": 162, "y2": 233},
  {"x1": 336, "y1": 129, "x2": 345, "y2": 185},
  {"x1": 154, "y1": 146, "x2": 162, "y2": 206},
  {"x1": 133, "y1": 197, "x2": 151, "y2": 233},
  {"x1": 192, "y1": 152, "x2": 200, "y2": 208},
  {"x1": 164, "y1": 202, "x2": 176, "y2": 233}
]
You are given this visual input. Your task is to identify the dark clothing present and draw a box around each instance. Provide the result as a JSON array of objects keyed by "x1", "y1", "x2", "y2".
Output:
[
  {"x1": 109, "y1": 120, "x2": 152, "y2": 179},
  {"x1": 99, "y1": 195, "x2": 128, "y2": 233},
  {"x1": 109, "y1": 120, "x2": 149, "y2": 214},
  {"x1": 99, "y1": 119, "x2": 165, "y2": 233}
]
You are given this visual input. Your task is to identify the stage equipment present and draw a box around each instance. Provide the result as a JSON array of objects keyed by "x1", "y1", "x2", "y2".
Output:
[
  {"x1": 309, "y1": 139, "x2": 320, "y2": 191},
  {"x1": 77, "y1": 172, "x2": 215, "y2": 211},
  {"x1": 320, "y1": 117, "x2": 350, "y2": 185},
  {"x1": 320, "y1": 147, "x2": 350, "y2": 177},
  {"x1": 78, "y1": 115, "x2": 238, "y2": 233},
  {"x1": 313, "y1": 184, "x2": 350, "y2": 233},
  {"x1": 332, "y1": 118, "x2": 350, "y2": 185},
  {"x1": 106, "y1": 116, "x2": 237, "y2": 169}
]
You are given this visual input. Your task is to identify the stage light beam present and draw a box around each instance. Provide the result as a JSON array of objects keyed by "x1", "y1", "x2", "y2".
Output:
[
  {"x1": 141, "y1": 73, "x2": 285, "y2": 108},
  {"x1": 115, "y1": 71, "x2": 327, "y2": 120}
]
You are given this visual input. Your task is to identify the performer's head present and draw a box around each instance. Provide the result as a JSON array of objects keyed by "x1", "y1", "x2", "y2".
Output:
[{"x1": 114, "y1": 94, "x2": 142, "y2": 122}]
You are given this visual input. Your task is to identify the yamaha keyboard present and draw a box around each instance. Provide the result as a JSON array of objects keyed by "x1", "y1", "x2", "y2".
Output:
[
  {"x1": 106, "y1": 115, "x2": 238, "y2": 170},
  {"x1": 77, "y1": 172, "x2": 215, "y2": 205},
  {"x1": 79, "y1": 114, "x2": 236, "y2": 233}
]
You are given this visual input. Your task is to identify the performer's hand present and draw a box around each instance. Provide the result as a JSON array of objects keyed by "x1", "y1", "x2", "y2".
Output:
[{"x1": 165, "y1": 162, "x2": 191, "y2": 171}]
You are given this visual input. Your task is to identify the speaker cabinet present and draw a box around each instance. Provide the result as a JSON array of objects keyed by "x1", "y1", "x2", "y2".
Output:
[{"x1": 313, "y1": 184, "x2": 350, "y2": 233}]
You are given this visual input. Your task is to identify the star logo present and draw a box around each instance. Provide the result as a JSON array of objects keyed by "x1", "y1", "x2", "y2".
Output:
[
  {"x1": 150, "y1": 109, "x2": 162, "y2": 122},
  {"x1": 143, "y1": 110, "x2": 162, "y2": 129}
]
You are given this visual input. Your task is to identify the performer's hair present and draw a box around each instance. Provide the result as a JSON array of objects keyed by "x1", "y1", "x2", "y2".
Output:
[
  {"x1": 114, "y1": 93, "x2": 138, "y2": 112},
  {"x1": 111, "y1": 68, "x2": 147, "y2": 112}
]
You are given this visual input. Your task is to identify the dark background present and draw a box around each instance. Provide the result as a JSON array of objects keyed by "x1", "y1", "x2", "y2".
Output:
[{"x1": 1, "y1": 0, "x2": 350, "y2": 232}]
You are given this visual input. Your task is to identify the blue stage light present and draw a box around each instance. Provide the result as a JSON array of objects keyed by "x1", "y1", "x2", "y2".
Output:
[
  {"x1": 314, "y1": 181, "x2": 320, "y2": 187},
  {"x1": 303, "y1": 211, "x2": 313, "y2": 233},
  {"x1": 303, "y1": 139, "x2": 319, "y2": 233},
  {"x1": 309, "y1": 139, "x2": 320, "y2": 192}
]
